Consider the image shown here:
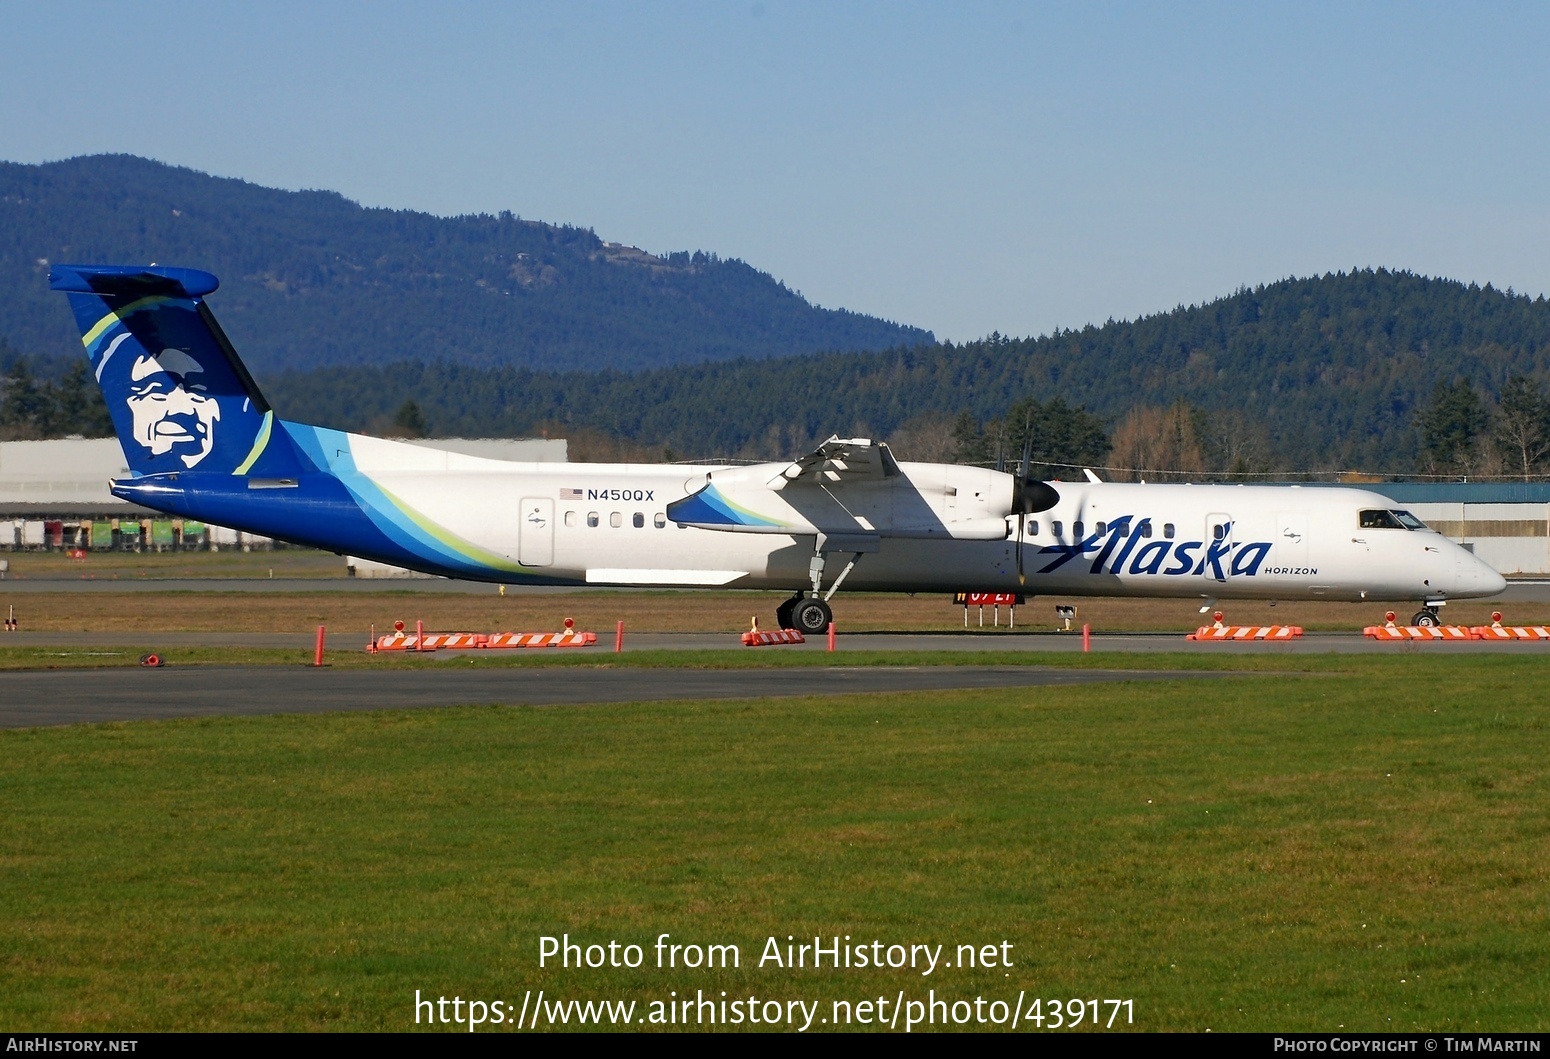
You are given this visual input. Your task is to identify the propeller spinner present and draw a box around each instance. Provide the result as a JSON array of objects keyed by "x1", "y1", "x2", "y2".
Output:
[{"x1": 1013, "y1": 477, "x2": 1059, "y2": 514}]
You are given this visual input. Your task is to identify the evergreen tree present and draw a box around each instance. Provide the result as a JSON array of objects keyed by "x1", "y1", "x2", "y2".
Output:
[
  {"x1": 0, "y1": 358, "x2": 50, "y2": 439},
  {"x1": 999, "y1": 396, "x2": 1110, "y2": 477},
  {"x1": 1416, "y1": 378, "x2": 1489, "y2": 476},
  {"x1": 53, "y1": 360, "x2": 115, "y2": 437},
  {"x1": 392, "y1": 400, "x2": 427, "y2": 438},
  {"x1": 951, "y1": 410, "x2": 992, "y2": 466}
]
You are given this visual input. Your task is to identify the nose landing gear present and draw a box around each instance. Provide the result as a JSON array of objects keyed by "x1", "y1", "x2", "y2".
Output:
[{"x1": 1411, "y1": 607, "x2": 1441, "y2": 627}]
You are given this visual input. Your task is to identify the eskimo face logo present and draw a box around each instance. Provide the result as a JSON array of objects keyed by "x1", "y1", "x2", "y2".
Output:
[{"x1": 125, "y1": 349, "x2": 221, "y2": 468}]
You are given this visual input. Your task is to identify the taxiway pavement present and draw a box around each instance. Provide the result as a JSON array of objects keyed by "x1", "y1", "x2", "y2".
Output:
[{"x1": 0, "y1": 664, "x2": 1222, "y2": 729}]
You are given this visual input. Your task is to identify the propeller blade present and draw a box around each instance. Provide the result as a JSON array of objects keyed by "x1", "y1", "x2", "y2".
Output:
[{"x1": 1016, "y1": 509, "x2": 1026, "y2": 584}]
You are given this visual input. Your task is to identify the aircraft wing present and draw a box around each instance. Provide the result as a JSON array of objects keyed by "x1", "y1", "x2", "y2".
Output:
[{"x1": 766, "y1": 436, "x2": 901, "y2": 490}]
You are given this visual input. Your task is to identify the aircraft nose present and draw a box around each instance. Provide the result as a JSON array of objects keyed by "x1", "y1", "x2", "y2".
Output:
[
  {"x1": 1452, "y1": 546, "x2": 1506, "y2": 597},
  {"x1": 1477, "y1": 558, "x2": 1507, "y2": 596},
  {"x1": 1435, "y1": 541, "x2": 1505, "y2": 598}
]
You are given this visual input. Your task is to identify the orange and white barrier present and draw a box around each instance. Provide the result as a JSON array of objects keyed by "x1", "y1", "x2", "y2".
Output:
[
  {"x1": 1363, "y1": 624, "x2": 1473, "y2": 640},
  {"x1": 741, "y1": 617, "x2": 806, "y2": 647},
  {"x1": 484, "y1": 631, "x2": 597, "y2": 648},
  {"x1": 368, "y1": 617, "x2": 598, "y2": 652},
  {"x1": 1186, "y1": 610, "x2": 1302, "y2": 641},
  {"x1": 425, "y1": 633, "x2": 486, "y2": 649},
  {"x1": 1470, "y1": 613, "x2": 1550, "y2": 640},
  {"x1": 743, "y1": 629, "x2": 806, "y2": 646},
  {"x1": 1187, "y1": 625, "x2": 1304, "y2": 641},
  {"x1": 1471, "y1": 625, "x2": 1550, "y2": 640},
  {"x1": 370, "y1": 632, "x2": 421, "y2": 651},
  {"x1": 1363, "y1": 610, "x2": 1474, "y2": 641}
]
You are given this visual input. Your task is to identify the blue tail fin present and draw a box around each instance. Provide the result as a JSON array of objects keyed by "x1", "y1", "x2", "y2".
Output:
[{"x1": 49, "y1": 265, "x2": 307, "y2": 478}]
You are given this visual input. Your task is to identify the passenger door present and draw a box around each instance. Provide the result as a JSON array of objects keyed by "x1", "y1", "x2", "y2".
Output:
[
  {"x1": 518, "y1": 497, "x2": 554, "y2": 567},
  {"x1": 1206, "y1": 512, "x2": 1233, "y2": 581},
  {"x1": 1275, "y1": 512, "x2": 1308, "y2": 570}
]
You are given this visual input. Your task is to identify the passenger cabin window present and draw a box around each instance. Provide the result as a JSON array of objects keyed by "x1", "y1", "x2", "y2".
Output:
[
  {"x1": 586, "y1": 512, "x2": 599, "y2": 528},
  {"x1": 654, "y1": 513, "x2": 667, "y2": 529},
  {"x1": 1212, "y1": 523, "x2": 1227, "y2": 540},
  {"x1": 1164, "y1": 523, "x2": 1175, "y2": 539},
  {"x1": 1096, "y1": 522, "x2": 1106, "y2": 536},
  {"x1": 1026, "y1": 519, "x2": 1039, "y2": 536},
  {"x1": 1073, "y1": 521, "x2": 1084, "y2": 538},
  {"x1": 1051, "y1": 520, "x2": 1063, "y2": 537},
  {"x1": 1392, "y1": 510, "x2": 1427, "y2": 530},
  {"x1": 609, "y1": 512, "x2": 623, "y2": 528},
  {"x1": 1140, "y1": 522, "x2": 1152, "y2": 538},
  {"x1": 564, "y1": 511, "x2": 576, "y2": 527},
  {"x1": 633, "y1": 512, "x2": 645, "y2": 528},
  {"x1": 1359, "y1": 509, "x2": 1404, "y2": 530}
]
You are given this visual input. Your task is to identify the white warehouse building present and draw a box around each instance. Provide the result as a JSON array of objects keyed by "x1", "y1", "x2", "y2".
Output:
[{"x1": 0, "y1": 436, "x2": 567, "y2": 559}]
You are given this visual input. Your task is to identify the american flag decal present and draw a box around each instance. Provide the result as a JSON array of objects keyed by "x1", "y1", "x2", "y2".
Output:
[{"x1": 559, "y1": 487, "x2": 584, "y2": 500}]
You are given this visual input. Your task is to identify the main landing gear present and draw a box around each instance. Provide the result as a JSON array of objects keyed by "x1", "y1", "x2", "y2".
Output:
[
  {"x1": 775, "y1": 534, "x2": 871, "y2": 633},
  {"x1": 778, "y1": 594, "x2": 833, "y2": 635}
]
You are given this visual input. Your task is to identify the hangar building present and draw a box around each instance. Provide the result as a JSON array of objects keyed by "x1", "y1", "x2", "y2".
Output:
[{"x1": 0, "y1": 436, "x2": 567, "y2": 558}]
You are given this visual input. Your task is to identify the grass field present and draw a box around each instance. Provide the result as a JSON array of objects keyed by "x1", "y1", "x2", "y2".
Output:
[{"x1": 2, "y1": 654, "x2": 1548, "y2": 1032}]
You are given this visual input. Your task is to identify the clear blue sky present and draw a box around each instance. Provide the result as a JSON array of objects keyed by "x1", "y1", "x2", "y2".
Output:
[{"x1": 4, "y1": 2, "x2": 1549, "y2": 342}]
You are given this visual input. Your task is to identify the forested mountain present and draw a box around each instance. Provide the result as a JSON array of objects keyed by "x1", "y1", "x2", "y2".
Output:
[
  {"x1": 0, "y1": 155, "x2": 931, "y2": 374},
  {"x1": 259, "y1": 270, "x2": 1550, "y2": 474},
  {"x1": 5, "y1": 156, "x2": 1549, "y2": 475}
]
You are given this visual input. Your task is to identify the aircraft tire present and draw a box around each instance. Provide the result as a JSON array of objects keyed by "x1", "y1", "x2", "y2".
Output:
[
  {"x1": 776, "y1": 596, "x2": 800, "y2": 630},
  {"x1": 791, "y1": 597, "x2": 833, "y2": 635},
  {"x1": 1412, "y1": 609, "x2": 1440, "y2": 627}
]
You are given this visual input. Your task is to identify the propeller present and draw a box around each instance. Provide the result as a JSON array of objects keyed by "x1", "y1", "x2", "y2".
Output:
[
  {"x1": 1015, "y1": 435, "x2": 1027, "y2": 584},
  {"x1": 1010, "y1": 428, "x2": 1059, "y2": 583}
]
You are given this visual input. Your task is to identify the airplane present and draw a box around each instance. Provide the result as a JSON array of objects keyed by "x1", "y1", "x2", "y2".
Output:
[{"x1": 49, "y1": 263, "x2": 1506, "y2": 632}]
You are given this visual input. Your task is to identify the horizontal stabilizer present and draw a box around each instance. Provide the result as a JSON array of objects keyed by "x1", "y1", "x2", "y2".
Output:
[{"x1": 49, "y1": 265, "x2": 219, "y2": 298}]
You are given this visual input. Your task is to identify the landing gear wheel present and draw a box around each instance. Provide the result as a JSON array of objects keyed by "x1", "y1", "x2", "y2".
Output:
[
  {"x1": 791, "y1": 597, "x2": 833, "y2": 635},
  {"x1": 776, "y1": 595, "x2": 802, "y2": 630},
  {"x1": 1412, "y1": 608, "x2": 1440, "y2": 627}
]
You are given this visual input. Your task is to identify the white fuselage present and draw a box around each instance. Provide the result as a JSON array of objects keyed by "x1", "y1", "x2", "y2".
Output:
[{"x1": 343, "y1": 435, "x2": 1505, "y2": 603}]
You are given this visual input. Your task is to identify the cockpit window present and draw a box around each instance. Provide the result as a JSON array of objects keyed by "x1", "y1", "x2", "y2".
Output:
[
  {"x1": 1392, "y1": 510, "x2": 1427, "y2": 530},
  {"x1": 1359, "y1": 509, "x2": 1404, "y2": 529}
]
